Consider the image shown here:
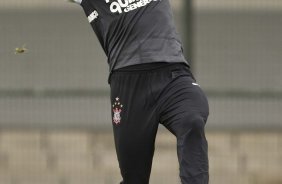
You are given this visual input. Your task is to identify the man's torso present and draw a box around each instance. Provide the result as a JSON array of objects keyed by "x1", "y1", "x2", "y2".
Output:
[{"x1": 76, "y1": 0, "x2": 188, "y2": 71}]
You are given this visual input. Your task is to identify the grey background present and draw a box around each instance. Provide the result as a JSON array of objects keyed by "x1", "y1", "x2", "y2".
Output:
[
  {"x1": 0, "y1": 1, "x2": 282, "y2": 130},
  {"x1": 0, "y1": 2, "x2": 282, "y2": 184}
]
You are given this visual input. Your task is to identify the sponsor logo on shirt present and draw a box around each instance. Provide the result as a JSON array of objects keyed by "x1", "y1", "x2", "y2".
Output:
[
  {"x1": 105, "y1": 0, "x2": 159, "y2": 14},
  {"x1": 88, "y1": 10, "x2": 99, "y2": 23}
]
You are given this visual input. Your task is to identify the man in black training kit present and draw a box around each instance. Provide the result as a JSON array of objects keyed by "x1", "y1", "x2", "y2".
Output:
[{"x1": 72, "y1": 0, "x2": 209, "y2": 183}]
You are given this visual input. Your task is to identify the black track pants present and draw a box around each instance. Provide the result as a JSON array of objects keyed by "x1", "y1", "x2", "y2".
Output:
[{"x1": 109, "y1": 63, "x2": 209, "y2": 184}]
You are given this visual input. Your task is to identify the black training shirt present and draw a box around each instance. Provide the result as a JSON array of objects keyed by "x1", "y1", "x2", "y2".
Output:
[{"x1": 74, "y1": 0, "x2": 188, "y2": 72}]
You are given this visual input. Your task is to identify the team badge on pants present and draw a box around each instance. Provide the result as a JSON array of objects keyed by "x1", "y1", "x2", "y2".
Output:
[{"x1": 112, "y1": 97, "x2": 123, "y2": 124}]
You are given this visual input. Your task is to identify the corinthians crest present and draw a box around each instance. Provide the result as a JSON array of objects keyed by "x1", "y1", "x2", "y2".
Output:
[{"x1": 112, "y1": 97, "x2": 123, "y2": 124}]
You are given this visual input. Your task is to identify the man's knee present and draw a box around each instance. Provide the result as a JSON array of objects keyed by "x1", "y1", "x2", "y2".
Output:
[
  {"x1": 181, "y1": 114, "x2": 206, "y2": 134},
  {"x1": 171, "y1": 113, "x2": 207, "y2": 139},
  {"x1": 190, "y1": 115, "x2": 206, "y2": 132}
]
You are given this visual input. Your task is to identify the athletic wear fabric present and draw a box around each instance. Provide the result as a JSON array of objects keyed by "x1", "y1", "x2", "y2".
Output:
[
  {"x1": 73, "y1": 1, "x2": 209, "y2": 183},
  {"x1": 76, "y1": 0, "x2": 188, "y2": 72},
  {"x1": 110, "y1": 63, "x2": 209, "y2": 184}
]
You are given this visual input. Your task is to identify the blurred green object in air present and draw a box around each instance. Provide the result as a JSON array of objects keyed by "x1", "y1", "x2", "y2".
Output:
[{"x1": 15, "y1": 44, "x2": 28, "y2": 54}]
